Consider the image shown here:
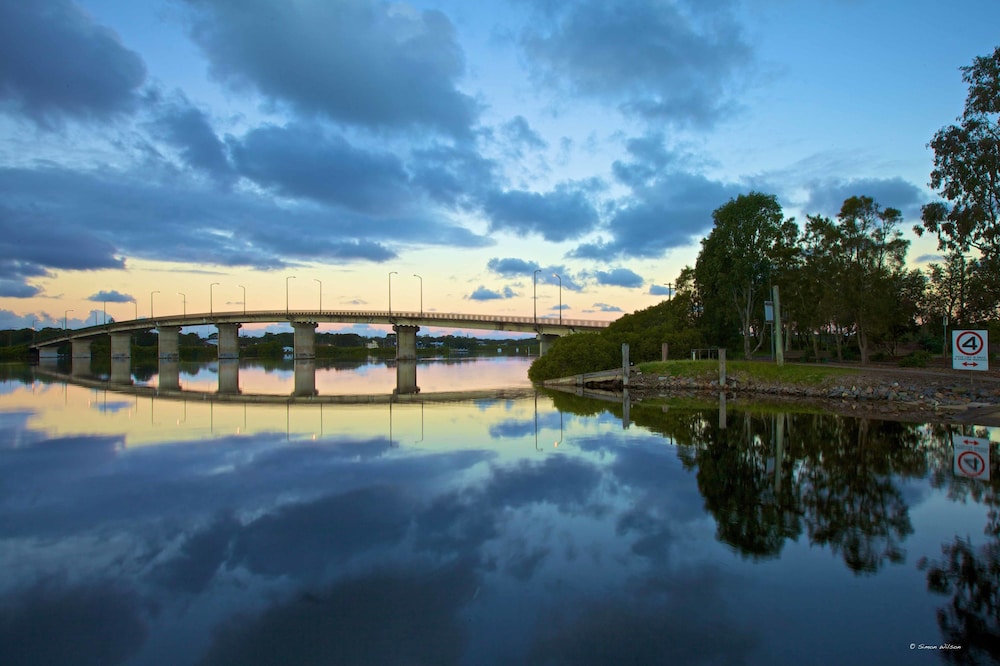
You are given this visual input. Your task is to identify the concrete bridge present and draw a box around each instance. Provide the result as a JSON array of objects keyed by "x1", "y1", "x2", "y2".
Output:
[{"x1": 30, "y1": 308, "x2": 613, "y2": 365}]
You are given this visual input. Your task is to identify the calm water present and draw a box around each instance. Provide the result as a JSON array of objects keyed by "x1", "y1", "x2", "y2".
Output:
[{"x1": 1, "y1": 357, "x2": 999, "y2": 665}]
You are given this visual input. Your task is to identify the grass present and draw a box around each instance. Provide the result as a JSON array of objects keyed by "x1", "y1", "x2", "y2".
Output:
[{"x1": 637, "y1": 359, "x2": 861, "y2": 386}]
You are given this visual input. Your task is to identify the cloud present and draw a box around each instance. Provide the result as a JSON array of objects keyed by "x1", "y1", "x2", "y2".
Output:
[
  {"x1": 501, "y1": 115, "x2": 548, "y2": 155},
  {"x1": 487, "y1": 257, "x2": 540, "y2": 277},
  {"x1": 591, "y1": 267, "x2": 644, "y2": 288},
  {"x1": 517, "y1": 0, "x2": 752, "y2": 127},
  {"x1": 915, "y1": 254, "x2": 945, "y2": 264},
  {"x1": 468, "y1": 285, "x2": 515, "y2": 301},
  {"x1": 484, "y1": 183, "x2": 600, "y2": 242},
  {"x1": 182, "y1": 0, "x2": 477, "y2": 136},
  {"x1": 230, "y1": 123, "x2": 412, "y2": 213},
  {"x1": 802, "y1": 177, "x2": 927, "y2": 220},
  {"x1": 592, "y1": 303, "x2": 624, "y2": 313},
  {"x1": 88, "y1": 290, "x2": 134, "y2": 303},
  {"x1": 0, "y1": 0, "x2": 146, "y2": 125},
  {"x1": 409, "y1": 143, "x2": 499, "y2": 209},
  {"x1": 648, "y1": 285, "x2": 672, "y2": 296},
  {"x1": 153, "y1": 97, "x2": 234, "y2": 182}
]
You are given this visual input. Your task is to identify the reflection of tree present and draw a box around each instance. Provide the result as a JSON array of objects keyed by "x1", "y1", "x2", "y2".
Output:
[
  {"x1": 795, "y1": 416, "x2": 924, "y2": 574},
  {"x1": 919, "y1": 537, "x2": 1000, "y2": 663}
]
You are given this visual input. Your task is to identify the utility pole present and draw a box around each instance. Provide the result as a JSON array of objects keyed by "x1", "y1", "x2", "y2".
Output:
[{"x1": 772, "y1": 285, "x2": 784, "y2": 366}]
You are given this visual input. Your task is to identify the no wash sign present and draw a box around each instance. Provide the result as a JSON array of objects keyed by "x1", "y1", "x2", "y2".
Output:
[{"x1": 952, "y1": 329, "x2": 990, "y2": 371}]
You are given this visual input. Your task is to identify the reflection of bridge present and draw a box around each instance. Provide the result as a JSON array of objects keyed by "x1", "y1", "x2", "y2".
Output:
[{"x1": 30, "y1": 309, "x2": 613, "y2": 366}]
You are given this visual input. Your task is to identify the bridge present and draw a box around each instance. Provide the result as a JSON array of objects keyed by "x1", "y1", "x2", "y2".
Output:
[{"x1": 31, "y1": 308, "x2": 614, "y2": 365}]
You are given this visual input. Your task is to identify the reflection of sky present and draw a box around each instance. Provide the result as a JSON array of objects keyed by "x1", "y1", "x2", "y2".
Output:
[{"x1": 0, "y1": 382, "x2": 997, "y2": 664}]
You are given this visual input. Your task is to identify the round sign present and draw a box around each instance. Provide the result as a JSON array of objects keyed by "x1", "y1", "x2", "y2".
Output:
[
  {"x1": 956, "y1": 331, "x2": 985, "y2": 357},
  {"x1": 958, "y1": 450, "x2": 988, "y2": 477}
]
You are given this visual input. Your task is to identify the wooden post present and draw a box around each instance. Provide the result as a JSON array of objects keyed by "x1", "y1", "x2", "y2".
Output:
[
  {"x1": 622, "y1": 343, "x2": 630, "y2": 387},
  {"x1": 719, "y1": 348, "x2": 726, "y2": 386},
  {"x1": 773, "y1": 285, "x2": 784, "y2": 366},
  {"x1": 661, "y1": 342, "x2": 669, "y2": 361}
]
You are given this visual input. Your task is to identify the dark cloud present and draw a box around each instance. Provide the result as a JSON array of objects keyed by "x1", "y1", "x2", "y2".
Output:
[
  {"x1": 648, "y1": 284, "x2": 672, "y2": 296},
  {"x1": 410, "y1": 143, "x2": 499, "y2": 209},
  {"x1": 0, "y1": 0, "x2": 145, "y2": 125},
  {"x1": 468, "y1": 285, "x2": 514, "y2": 301},
  {"x1": 154, "y1": 97, "x2": 234, "y2": 181},
  {"x1": 0, "y1": 203, "x2": 125, "y2": 276},
  {"x1": 591, "y1": 267, "x2": 644, "y2": 288},
  {"x1": 501, "y1": 115, "x2": 548, "y2": 155},
  {"x1": 915, "y1": 254, "x2": 946, "y2": 264},
  {"x1": 230, "y1": 123, "x2": 411, "y2": 213},
  {"x1": 591, "y1": 303, "x2": 624, "y2": 313},
  {"x1": 518, "y1": 0, "x2": 752, "y2": 126},
  {"x1": 802, "y1": 177, "x2": 927, "y2": 220},
  {"x1": 88, "y1": 290, "x2": 133, "y2": 303},
  {"x1": 183, "y1": 0, "x2": 477, "y2": 136},
  {"x1": 487, "y1": 257, "x2": 540, "y2": 276},
  {"x1": 484, "y1": 184, "x2": 600, "y2": 242}
]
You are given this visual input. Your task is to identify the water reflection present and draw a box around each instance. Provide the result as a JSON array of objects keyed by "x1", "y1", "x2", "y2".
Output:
[{"x1": 0, "y1": 369, "x2": 998, "y2": 664}]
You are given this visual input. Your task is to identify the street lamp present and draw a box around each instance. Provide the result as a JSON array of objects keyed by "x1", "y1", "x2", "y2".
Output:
[
  {"x1": 313, "y1": 278, "x2": 322, "y2": 312},
  {"x1": 177, "y1": 292, "x2": 186, "y2": 316},
  {"x1": 238, "y1": 285, "x2": 246, "y2": 316},
  {"x1": 210, "y1": 282, "x2": 219, "y2": 315},
  {"x1": 388, "y1": 271, "x2": 398, "y2": 317},
  {"x1": 103, "y1": 301, "x2": 107, "y2": 325},
  {"x1": 413, "y1": 274, "x2": 423, "y2": 315},
  {"x1": 286, "y1": 276, "x2": 296, "y2": 314},
  {"x1": 553, "y1": 273, "x2": 562, "y2": 325},
  {"x1": 131, "y1": 299, "x2": 137, "y2": 320},
  {"x1": 533, "y1": 269, "x2": 541, "y2": 327},
  {"x1": 64, "y1": 309, "x2": 73, "y2": 330},
  {"x1": 150, "y1": 291, "x2": 159, "y2": 318}
]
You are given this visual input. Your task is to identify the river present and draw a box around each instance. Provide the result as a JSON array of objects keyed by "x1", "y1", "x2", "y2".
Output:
[{"x1": 0, "y1": 356, "x2": 998, "y2": 664}]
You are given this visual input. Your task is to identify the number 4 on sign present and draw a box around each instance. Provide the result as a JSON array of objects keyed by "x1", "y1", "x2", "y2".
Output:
[{"x1": 952, "y1": 329, "x2": 990, "y2": 372}]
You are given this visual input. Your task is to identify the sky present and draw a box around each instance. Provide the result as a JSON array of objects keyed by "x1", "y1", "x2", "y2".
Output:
[{"x1": 1, "y1": 0, "x2": 998, "y2": 337}]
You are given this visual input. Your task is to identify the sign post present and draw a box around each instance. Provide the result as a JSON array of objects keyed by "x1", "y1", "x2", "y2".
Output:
[{"x1": 952, "y1": 329, "x2": 989, "y2": 372}]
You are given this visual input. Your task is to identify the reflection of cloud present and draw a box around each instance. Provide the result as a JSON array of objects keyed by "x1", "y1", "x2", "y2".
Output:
[
  {"x1": 201, "y1": 561, "x2": 477, "y2": 666},
  {"x1": 0, "y1": 579, "x2": 147, "y2": 665}
]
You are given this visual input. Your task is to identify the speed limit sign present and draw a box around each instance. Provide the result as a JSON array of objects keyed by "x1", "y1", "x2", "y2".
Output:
[{"x1": 953, "y1": 329, "x2": 989, "y2": 371}]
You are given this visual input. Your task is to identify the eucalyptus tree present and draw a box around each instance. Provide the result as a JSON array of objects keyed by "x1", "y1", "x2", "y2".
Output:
[
  {"x1": 694, "y1": 192, "x2": 797, "y2": 359},
  {"x1": 918, "y1": 46, "x2": 1000, "y2": 311}
]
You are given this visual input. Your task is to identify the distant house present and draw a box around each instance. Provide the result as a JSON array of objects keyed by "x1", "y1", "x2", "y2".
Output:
[{"x1": 366, "y1": 340, "x2": 380, "y2": 350}]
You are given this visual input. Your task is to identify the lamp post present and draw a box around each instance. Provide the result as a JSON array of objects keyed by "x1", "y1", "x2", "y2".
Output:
[
  {"x1": 132, "y1": 299, "x2": 137, "y2": 320},
  {"x1": 150, "y1": 291, "x2": 159, "y2": 318},
  {"x1": 286, "y1": 276, "x2": 296, "y2": 314},
  {"x1": 413, "y1": 274, "x2": 423, "y2": 315},
  {"x1": 177, "y1": 292, "x2": 186, "y2": 316},
  {"x1": 533, "y1": 269, "x2": 541, "y2": 327},
  {"x1": 64, "y1": 309, "x2": 73, "y2": 330},
  {"x1": 388, "y1": 271, "x2": 398, "y2": 317},
  {"x1": 103, "y1": 301, "x2": 107, "y2": 325},
  {"x1": 239, "y1": 285, "x2": 246, "y2": 316},
  {"x1": 553, "y1": 273, "x2": 562, "y2": 325},
  {"x1": 313, "y1": 278, "x2": 322, "y2": 312},
  {"x1": 210, "y1": 282, "x2": 219, "y2": 315}
]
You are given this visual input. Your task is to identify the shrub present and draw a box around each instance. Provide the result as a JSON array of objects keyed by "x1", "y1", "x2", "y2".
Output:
[{"x1": 899, "y1": 350, "x2": 932, "y2": 367}]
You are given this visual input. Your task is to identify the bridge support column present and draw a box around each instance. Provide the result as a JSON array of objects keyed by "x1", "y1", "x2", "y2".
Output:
[
  {"x1": 110, "y1": 332, "x2": 131, "y2": 360},
  {"x1": 394, "y1": 359, "x2": 419, "y2": 395},
  {"x1": 110, "y1": 358, "x2": 133, "y2": 385},
  {"x1": 157, "y1": 326, "x2": 181, "y2": 360},
  {"x1": 158, "y1": 359, "x2": 181, "y2": 391},
  {"x1": 393, "y1": 325, "x2": 420, "y2": 361},
  {"x1": 292, "y1": 322, "x2": 318, "y2": 359},
  {"x1": 216, "y1": 323, "x2": 241, "y2": 359},
  {"x1": 38, "y1": 346, "x2": 59, "y2": 364},
  {"x1": 538, "y1": 333, "x2": 559, "y2": 356},
  {"x1": 218, "y1": 359, "x2": 240, "y2": 394},
  {"x1": 293, "y1": 360, "x2": 317, "y2": 397},
  {"x1": 71, "y1": 339, "x2": 92, "y2": 359}
]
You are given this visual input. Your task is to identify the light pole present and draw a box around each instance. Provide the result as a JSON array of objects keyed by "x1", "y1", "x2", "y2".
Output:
[
  {"x1": 663, "y1": 282, "x2": 674, "y2": 301},
  {"x1": 103, "y1": 301, "x2": 107, "y2": 325},
  {"x1": 533, "y1": 269, "x2": 541, "y2": 327},
  {"x1": 210, "y1": 282, "x2": 219, "y2": 315},
  {"x1": 388, "y1": 271, "x2": 398, "y2": 317},
  {"x1": 238, "y1": 285, "x2": 246, "y2": 315},
  {"x1": 286, "y1": 276, "x2": 296, "y2": 314},
  {"x1": 177, "y1": 292, "x2": 186, "y2": 316},
  {"x1": 553, "y1": 273, "x2": 562, "y2": 325},
  {"x1": 150, "y1": 291, "x2": 159, "y2": 318},
  {"x1": 131, "y1": 299, "x2": 137, "y2": 320},
  {"x1": 64, "y1": 309, "x2": 73, "y2": 330},
  {"x1": 413, "y1": 274, "x2": 423, "y2": 315},
  {"x1": 313, "y1": 278, "x2": 322, "y2": 312}
]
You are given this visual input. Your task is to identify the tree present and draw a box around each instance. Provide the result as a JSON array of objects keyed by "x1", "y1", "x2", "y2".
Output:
[
  {"x1": 694, "y1": 192, "x2": 796, "y2": 359},
  {"x1": 918, "y1": 47, "x2": 1000, "y2": 310}
]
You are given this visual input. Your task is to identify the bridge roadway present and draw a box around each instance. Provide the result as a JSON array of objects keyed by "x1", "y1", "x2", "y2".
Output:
[{"x1": 31, "y1": 308, "x2": 613, "y2": 364}]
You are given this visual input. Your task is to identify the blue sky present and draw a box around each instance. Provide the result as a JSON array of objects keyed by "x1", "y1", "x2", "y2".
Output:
[{"x1": 1, "y1": 0, "x2": 997, "y2": 334}]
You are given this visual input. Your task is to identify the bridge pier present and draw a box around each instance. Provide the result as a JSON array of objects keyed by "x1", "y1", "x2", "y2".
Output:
[
  {"x1": 110, "y1": 358, "x2": 133, "y2": 385},
  {"x1": 293, "y1": 359, "x2": 317, "y2": 396},
  {"x1": 218, "y1": 359, "x2": 240, "y2": 394},
  {"x1": 393, "y1": 324, "x2": 420, "y2": 361},
  {"x1": 538, "y1": 333, "x2": 559, "y2": 356},
  {"x1": 217, "y1": 323, "x2": 241, "y2": 359},
  {"x1": 158, "y1": 326, "x2": 181, "y2": 360},
  {"x1": 292, "y1": 322, "x2": 318, "y2": 359},
  {"x1": 38, "y1": 346, "x2": 59, "y2": 363},
  {"x1": 110, "y1": 332, "x2": 131, "y2": 360},
  {"x1": 394, "y1": 359, "x2": 419, "y2": 395},
  {"x1": 158, "y1": 359, "x2": 181, "y2": 391}
]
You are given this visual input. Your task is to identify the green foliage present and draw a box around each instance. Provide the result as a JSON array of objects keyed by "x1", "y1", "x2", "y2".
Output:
[
  {"x1": 527, "y1": 333, "x2": 618, "y2": 382},
  {"x1": 899, "y1": 350, "x2": 932, "y2": 367}
]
